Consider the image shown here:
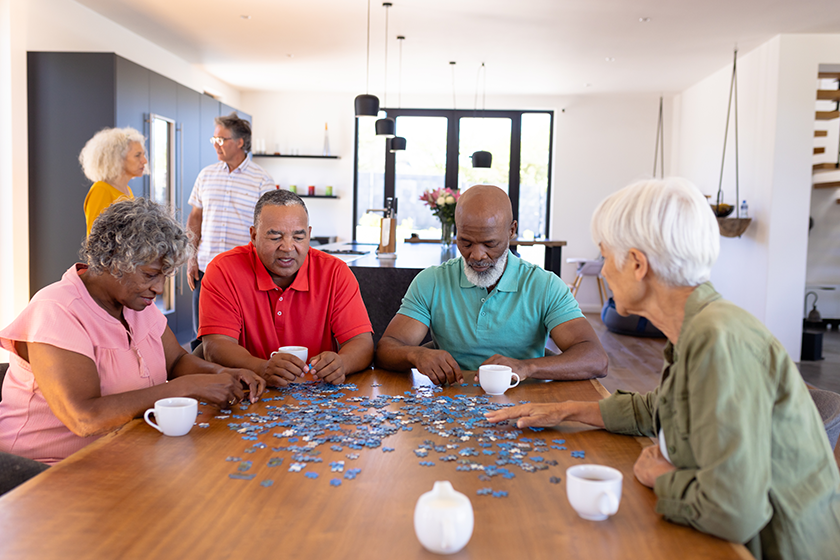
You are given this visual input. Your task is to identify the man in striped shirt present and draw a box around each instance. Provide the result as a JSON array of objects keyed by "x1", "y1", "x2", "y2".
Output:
[{"x1": 187, "y1": 113, "x2": 275, "y2": 335}]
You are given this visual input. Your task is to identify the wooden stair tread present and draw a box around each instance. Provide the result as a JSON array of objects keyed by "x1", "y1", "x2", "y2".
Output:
[
  {"x1": 814, "y1": 181, "x2": 840, "y2": 189},
  {"x1": 815, "y1": 147, "x2": 826, "y2": 154},
  {"x1": 814, "y1": 163, "x2": 839, "y2": 171},
  {"x1": 816, "y1": 111, "x2": 840, "y2": 120},
  {"x1": 816, "y1": 130, "x2": 829, "y2": 137},
  {"x1": 817, "y1": 90, "x2": 840, "y2": 100},
  {"x1": 819, "y1": 72, "x2": 840, "y2": 80}
]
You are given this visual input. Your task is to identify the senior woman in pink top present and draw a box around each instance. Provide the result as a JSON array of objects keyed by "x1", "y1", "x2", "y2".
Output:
[{"x1": 0, "y1": 198, "x2": 265, "y2": 465}]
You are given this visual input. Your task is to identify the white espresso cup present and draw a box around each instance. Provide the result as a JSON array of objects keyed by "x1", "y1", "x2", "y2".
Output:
[
  {"x1": 271, "y1": 345, "x2": 308, "y2": 364},
  {"x1": 478, "y1": 364, "x2": 521, "y2": 395},
  {"x1": 143, "y1": 397, "x2": 198, "y2": 437},
  {"x1": 566, "y1": 464, "x2": 623, "y2": 521}
]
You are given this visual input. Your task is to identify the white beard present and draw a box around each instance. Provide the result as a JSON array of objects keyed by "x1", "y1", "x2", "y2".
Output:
[{"x1": 463, "y1": 249, "x2": 508, "y2": 288}]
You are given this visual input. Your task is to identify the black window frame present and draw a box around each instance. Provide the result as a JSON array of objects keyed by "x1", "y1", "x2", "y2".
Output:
[{"x1": 352, "y1": 107, "x2": 554, "y2": 240}]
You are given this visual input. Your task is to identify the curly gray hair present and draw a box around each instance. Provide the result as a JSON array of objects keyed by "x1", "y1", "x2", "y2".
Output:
[
  {"x1": 78, "y1": 127, "x2": 147, "y2": 183},
  {"x1": 82, "y1": 198, "x2": 192, "y2": 278}
]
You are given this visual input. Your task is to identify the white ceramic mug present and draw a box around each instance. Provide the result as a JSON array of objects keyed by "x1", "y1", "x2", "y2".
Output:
[
  {"x1": 478, "y1": 364, "x2": 521, "y2": 395},
  {"x1": 414, "y1": 481, "x2": 474, "y2": 554},
  {"x1": 143, "y1": 397, "x2": 197, "y2": 437},
  {"x1": 271, "y1": 345, "x2": 308, "y2": 363},
  {"x1": 566, "y1": 464, "x2": 623, "y2": 521}
]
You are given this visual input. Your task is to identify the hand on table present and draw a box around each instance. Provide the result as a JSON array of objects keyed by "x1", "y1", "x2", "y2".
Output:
[
  {"x1": 474, "y1": 354, "x2": 529, "y2": 382},
  {"x1": 309, "y1": 352, "x2": 346, "y2": 384},
  {"x1": 484, "y1": 403, "x2": 570, "y2": 428},
  {"x1": 223, "y1": 368, "x2": 266, "y2": 403},
  {"x1": 175, "y1": 372, "x2": 249, "y2": 407},
  {"x1": 262, "y1": 352, "x2": 310, "y2": 387},
  {"x1": 414, "y1": 349, "x2": 463, "y2": 385},
  {"x1": 633, "y1": 444, "x2": 676, "y2": 488}
]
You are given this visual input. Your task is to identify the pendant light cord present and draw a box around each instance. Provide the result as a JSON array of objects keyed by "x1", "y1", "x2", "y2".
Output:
[
  {"x1": 382, "y1": 2, "x2": 391, "y2": 107},
  {"x1": 365, "y1": 0, "x2": 371, "y2": 94},
  {"x1": 397, "y1": 36, "x2": 404, "y2": 108}
]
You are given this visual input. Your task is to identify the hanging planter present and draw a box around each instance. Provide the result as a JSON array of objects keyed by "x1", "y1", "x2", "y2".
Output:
[{"x1": 714, "y1": 48, "x2": 753, "y2": 238}]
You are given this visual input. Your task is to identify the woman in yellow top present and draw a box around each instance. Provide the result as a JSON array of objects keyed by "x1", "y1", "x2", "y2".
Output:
[{"x1": 79, "y1": 127, "x2": 147, "y2": 235}]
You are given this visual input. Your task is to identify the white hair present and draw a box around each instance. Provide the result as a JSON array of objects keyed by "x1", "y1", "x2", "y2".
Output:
[
  {"x1": 78, "y1": 127, "x2": 146, "y2": 183},
  {"x1": 590, "y1": 177, "x2": 720, "y2": 287}
]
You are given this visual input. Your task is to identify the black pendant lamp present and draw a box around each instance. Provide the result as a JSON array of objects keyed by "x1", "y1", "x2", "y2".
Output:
[
  {"x1": 375, "y1": 2, "x2": 395, "y2": 137},
  {"x1": 471, "y1": 62, "x2": 492, "y2": 168},
  {"x1": 471, "y1": 150, "x2": 492, "y2": 168},
  {"x1": 354, "y1": 0, "x2": 380, "y2": 117},
  {"x1": 389, "y1": 136, "x2": 407, "y2": 152},
  {"x1": 389, "y1": 35, "x2": 407, "y2": 152}
]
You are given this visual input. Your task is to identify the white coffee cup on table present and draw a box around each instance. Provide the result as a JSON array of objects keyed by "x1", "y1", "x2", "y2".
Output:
[
  {"x1": 478, "y1": 364, "x2": 520, "y2": 395},
  {"x1": 566, "y1": 464, "x2": 623, "y2": 521},
  {"x1": 271, "y1": 345, "x2": 308, "y2": 363},
  {"x1": 143, "y1": 397, "x2": 197, "y2": 437}
]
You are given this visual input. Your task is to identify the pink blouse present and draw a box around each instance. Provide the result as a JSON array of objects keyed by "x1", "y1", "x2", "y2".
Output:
[{"x1": 0, "y1": 264, "x2": 168, "y2": 464}]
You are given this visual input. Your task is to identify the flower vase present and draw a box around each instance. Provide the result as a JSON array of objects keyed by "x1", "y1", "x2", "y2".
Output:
[{"x1": 440, "y1": 220, "x2": 455, "y2": 248}]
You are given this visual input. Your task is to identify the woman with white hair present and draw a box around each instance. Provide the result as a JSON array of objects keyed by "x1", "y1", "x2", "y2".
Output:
[
  {"x1": 486, "y1": 178, "x2": 840, "y2": 559},
  {"x1": 78, "y1": 127, "x2": 147, "y2": 235}
]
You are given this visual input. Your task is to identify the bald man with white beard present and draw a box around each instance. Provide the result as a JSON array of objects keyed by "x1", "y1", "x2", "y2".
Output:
[{"x1": 375, "y1": 185, "x2": 608, "y2": 385}]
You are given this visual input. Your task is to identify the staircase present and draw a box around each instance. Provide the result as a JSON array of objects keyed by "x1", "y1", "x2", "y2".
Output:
[{"x1": 813, "y1": 72, "x2": 840, "y2": 196}]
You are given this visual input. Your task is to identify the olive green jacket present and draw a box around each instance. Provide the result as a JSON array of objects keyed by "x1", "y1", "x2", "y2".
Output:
[{"x1": 600, "y1": 282, "x2": 840, "y2": 560}]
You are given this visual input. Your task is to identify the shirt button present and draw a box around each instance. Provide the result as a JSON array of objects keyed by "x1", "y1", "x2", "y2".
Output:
[
  {"x1": 277, "y1": 311, "x2": 282, "y2": 316},
  {"x1": 481, "y1": 298, "x2": 486, "y2": 302},
  {"x1": 481, "y1": 312, "x2": 486, "y2": 316},
  {"x1": 279, "y1": 296, "x2": 283, "y2": 301},
  {"x1": 668, "y1": 445, "x2": 676, "y2": 454}
]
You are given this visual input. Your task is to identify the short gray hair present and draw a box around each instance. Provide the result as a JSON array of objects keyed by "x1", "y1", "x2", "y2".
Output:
[
  {"x1": 254, "y1": 189, "x2": 308, "y2": 225},
  {"x1": 82, "y1": 197, "x2": 192, "y2": 278},
  {"x1": 590, "y1": 178, "x2": 720, "y2": 287},
  {"x1": 215, "y1": 112, "x2": 252, "y2": 153},
  {"x1": 78, "y1": 127, "x2": 146, "y2": 183}
]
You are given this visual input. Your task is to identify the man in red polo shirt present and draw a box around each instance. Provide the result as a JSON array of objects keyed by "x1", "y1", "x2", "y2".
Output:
[{"x1": 199, "y1": 190, "x2": 374, "y2": 386}]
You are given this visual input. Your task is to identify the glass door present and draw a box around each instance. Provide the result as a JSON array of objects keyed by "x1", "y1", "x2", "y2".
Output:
[{"x1": 457, "y1": 117, "x2": 511, "y2": 193}]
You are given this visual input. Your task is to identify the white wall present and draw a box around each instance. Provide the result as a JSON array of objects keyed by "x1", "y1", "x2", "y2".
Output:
[
  {"x1": 673, "y1": 34, "x2": 840, "y2": 359},
  {"x1": 240, "y1": 90, "x2": 671, "y2": 311},
  {"x1": 1, "y1": 0, "x2": 243, "y2": 356}
]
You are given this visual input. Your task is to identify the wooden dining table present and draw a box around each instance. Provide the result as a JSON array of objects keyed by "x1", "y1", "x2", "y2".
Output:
[{"x1": 0, "y1": 369, "x2": 750, "y2": 560}]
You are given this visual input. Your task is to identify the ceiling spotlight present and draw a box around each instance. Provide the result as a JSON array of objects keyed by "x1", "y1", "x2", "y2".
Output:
[
  {"x1": 639, "y1": 17, "x2": 651, "y2": 22},
  {"x1": 585, "y1": 83, "x2": 593, "y2": 88},
  {"x1": 605, "y1": 57, "x2": 615, "y2": 62},
  {"x1": 240, "y1": 14, "x2": 251, "y2": 19}
]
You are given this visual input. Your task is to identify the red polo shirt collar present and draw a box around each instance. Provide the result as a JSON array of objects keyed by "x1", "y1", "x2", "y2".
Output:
[{"x1": 252, "y1": 243, "x2": 311, "y2": 294}]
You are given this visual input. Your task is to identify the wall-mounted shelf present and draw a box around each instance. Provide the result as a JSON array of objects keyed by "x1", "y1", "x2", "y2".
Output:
[
  {"x1": 296, "y1": 194, "x2": 339, "y2": 199},
  {"x1": 254, "y1": 154, "x2": 340, "y2": 159}
]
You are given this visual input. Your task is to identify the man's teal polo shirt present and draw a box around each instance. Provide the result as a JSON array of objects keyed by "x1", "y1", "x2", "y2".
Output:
[{"x1": 397, "y1": 251, "x2": 584, "y2": 370}]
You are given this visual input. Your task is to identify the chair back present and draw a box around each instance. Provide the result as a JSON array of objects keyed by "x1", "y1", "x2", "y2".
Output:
[{"x1": 809, "y1": 388, "x2": 840, "y2": 450}]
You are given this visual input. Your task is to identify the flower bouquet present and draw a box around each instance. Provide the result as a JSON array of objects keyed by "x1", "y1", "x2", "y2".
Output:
[{"x1": 420, "y1": 188, "x2": 460, "y2": 246}]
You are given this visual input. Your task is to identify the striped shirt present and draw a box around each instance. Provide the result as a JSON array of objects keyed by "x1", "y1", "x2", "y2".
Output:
[{"x1": 188, "y1": 155, "x2": 275, "y2": 270}]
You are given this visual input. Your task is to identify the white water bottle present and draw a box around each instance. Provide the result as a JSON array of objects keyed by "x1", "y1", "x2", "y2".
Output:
[{"x1": 739, "y1": 200, "x2": 749, "y2": 218}]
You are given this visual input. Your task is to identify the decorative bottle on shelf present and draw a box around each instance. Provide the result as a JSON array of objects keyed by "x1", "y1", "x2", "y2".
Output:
[
  {"x1": 323, "y1": 122, "x2": 331, "y2": 156},
  {"x1": 739, "y1": 200, "x2": 749, "y2": 218}
]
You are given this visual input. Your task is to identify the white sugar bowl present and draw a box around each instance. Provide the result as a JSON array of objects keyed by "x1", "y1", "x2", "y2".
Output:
[{"x1": 414, "y1": 481, "x2": 474, "y2": 554}]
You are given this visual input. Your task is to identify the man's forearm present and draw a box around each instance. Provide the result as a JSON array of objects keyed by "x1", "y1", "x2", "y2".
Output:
[
  {"x1": 337, "y1": 335, "x2": 374, "y2": 375},
  {"x1": 374, "y1": 336, "x2": 422, "y2": 371},
  {"x1": 204, "y1": 338, "x2": 265, "y2": 376},
  {"x1": 524, "y1": 341, "x2": 609, "y2": 380}
]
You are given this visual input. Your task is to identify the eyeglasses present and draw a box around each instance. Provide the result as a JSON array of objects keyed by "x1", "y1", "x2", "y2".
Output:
[{"x1": 210, "y1": 136, "x2": 236, "y2": 147}]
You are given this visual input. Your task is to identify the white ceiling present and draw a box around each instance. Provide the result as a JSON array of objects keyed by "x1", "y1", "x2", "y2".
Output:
[{"x1": 76, "y1": 0, "x2": 840, "y2": 97}]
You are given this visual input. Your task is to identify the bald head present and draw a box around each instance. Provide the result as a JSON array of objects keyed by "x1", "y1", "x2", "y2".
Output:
[
  {"x1": 455, "y1": 185, "x2": 513, "y2": 230},
  {"x1": 454, "y1": 185, "x2": 517, "y2": 290}
]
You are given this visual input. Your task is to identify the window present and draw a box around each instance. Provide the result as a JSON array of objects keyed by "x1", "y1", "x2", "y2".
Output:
[{"x1": 354, "y1": 109, "x2": 554, "y2": 243}]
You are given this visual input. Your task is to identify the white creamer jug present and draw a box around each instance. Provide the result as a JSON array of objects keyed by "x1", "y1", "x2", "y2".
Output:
[{"x1": 413, "y1": 481, "x2": 474, "y2": 554}]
